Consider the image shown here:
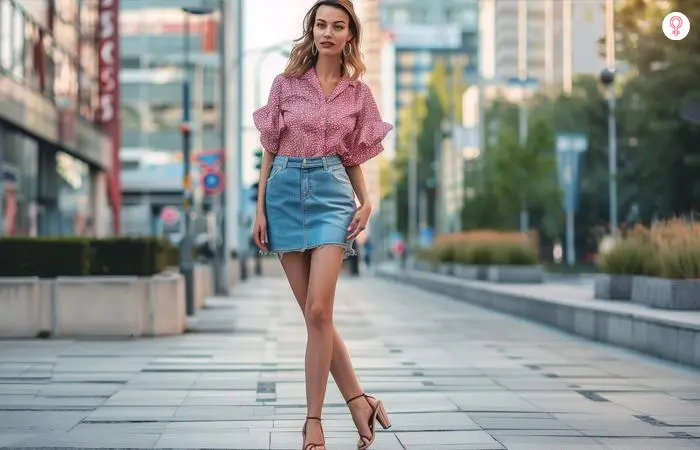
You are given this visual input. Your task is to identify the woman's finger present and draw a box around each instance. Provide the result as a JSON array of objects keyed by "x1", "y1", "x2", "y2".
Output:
[
  {"x1": 253, "y1": 227, "x2": 262, "y2": 250},
  {"x1": 260, "y1": 226, "x2": 269, "y2": 251}
]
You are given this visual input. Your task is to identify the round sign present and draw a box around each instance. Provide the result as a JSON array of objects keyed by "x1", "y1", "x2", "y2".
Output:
[
  {"x1": 201, "y1": 169, "x2": 224, "y2": 195},
  {"x1": 160, "y1": 206, "x2": 180, "y2": 226}
]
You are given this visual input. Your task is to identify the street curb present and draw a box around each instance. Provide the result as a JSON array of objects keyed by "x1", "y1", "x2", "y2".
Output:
[{"x1": 377, "y1": 268, "x2": 700, "y2": 370}]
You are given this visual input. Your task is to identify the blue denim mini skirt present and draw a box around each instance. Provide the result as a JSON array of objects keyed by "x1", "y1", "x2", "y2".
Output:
[{"x1": 264, "y1": 155, "x2": 357, "y2": 259}]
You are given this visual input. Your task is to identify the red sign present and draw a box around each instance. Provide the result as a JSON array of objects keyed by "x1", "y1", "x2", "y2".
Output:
[
  {"x1": 98, "y1": 0, "x2": 122, "y2": 235},
  {"x1": 160, "y1": 207, "x2": 180, "y2": 226}
]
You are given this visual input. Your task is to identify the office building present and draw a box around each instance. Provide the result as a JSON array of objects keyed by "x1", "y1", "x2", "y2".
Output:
[
  {"x1": 379, "y1": 0, "x2": 479, "y2": 127},
  {"x1": 0, "y1": 0, "x2": 117, "y2": 238},
  {"x1": 118, "y1": 0, "x2": 223, "y2": 235},
  {"x1": 479, "y1": 0, "x2": 606, "y2": 92}
]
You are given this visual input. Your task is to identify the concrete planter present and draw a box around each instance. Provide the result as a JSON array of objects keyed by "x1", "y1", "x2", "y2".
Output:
[
  {"x1": 631, "y1": 276, "x2": 700, "y2": 310},
  {"x1": 486, "y1": 265, "x2": 544, "y2": 283},
  {"x1": 594, "y1": 274, "x2": 633, "y2": 300},
  {"x1": 437, "y1": 263, "x2": 453, "y2": 276},
  {"x1": 0, "y1": 274, "x2": 186, "y2": 338},
  {"x1": 0, "y1": 278, "x2": 42, "y2": 338},
  {"x1": 453, "y1": 264, "x2": 487, "y2": 280},
  {"x1": 413, "y1": 260, "x2": 434, "y2": 272}
]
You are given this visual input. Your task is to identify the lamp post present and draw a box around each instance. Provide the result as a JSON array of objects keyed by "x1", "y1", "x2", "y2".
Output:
[
  {"x1": 600, "y1": 67, "x2": 618, "y2": 236},
  {"x1": 181, "y1": 5, "x2": 215, "y2": 316}
]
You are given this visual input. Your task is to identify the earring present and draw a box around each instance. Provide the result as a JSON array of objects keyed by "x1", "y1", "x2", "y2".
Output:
[
  {"x1": 312, "y1": 44, "x2": 318, "y2": 56},
  {"x1": 343, "y1": 43, "x2": 351, "y2": 57}
]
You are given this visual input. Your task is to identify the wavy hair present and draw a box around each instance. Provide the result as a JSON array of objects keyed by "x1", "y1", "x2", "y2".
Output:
[{"x1": 283, "y1": 0, "x2": 366, "y2": 80}]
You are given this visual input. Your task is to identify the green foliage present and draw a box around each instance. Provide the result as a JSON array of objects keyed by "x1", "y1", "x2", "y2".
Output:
[
  {"x1": 599, "y1": 239, "x2": 660, "y2": 276},
  {"x1": 418, "y1": 241, "x2": 538, "y2": 267},
  {"x1": 391, "y1": 57, "x2": 468, "y2": 235},
  {"x1": 0, "y1": 237, "x2": 177, "y2": 278}
]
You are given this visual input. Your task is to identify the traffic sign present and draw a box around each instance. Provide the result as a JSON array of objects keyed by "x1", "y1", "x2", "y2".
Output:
[
  {"x1": 194, "y1": 150, "x2": 223, "y2": 168},
  {"x1": 201, "y1": 168, "x2": 224, "y2": 196},
  {"x1": 160, "y1": 206, "x2": 180, "y2": 226}
]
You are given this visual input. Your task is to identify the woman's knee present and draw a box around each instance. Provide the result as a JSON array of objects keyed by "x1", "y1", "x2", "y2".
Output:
[{"x1": 304, "y1": 298, "x2": 332, "y2": 328}]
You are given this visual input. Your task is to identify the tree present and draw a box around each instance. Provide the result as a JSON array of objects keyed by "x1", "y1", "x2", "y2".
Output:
[
  {"x1": 389, "y1": 57, "x2": 468, "y2": 236},
  {"x1": 614, "y1": 0, "x2": 700, "y2": 218},
  {"x1": 462, "y1": 105, "x2": 562, "y2": 240}
]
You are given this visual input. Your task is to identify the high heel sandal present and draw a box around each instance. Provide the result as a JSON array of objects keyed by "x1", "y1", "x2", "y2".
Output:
[
  {"x1": 346, "y1": 393, "x2": 392, "y2": 450},
  {"x1": 301, "y1": 416, "x2": 325, "y2": 450}
]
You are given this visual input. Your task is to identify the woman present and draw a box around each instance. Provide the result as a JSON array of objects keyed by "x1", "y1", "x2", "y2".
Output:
[{"x1": 252, "y1": 1, "x2": 392, "y2": 449}]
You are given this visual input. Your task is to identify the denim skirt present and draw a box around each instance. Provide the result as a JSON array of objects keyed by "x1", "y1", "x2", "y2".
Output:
[{"x1": 264, "y1": 155, "x2": 357, "y2": 259}]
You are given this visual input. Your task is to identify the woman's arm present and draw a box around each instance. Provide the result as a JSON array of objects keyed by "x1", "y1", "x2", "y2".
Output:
[
  {"x1": 345, "y1": 164, "x2": 371, "y2": 211},
  {"x1": 256, "y1": 150, "x2": 276, "y2": 216},
  {"x1": 344, "y1": 164, "x2": 372, "y2": 241}
]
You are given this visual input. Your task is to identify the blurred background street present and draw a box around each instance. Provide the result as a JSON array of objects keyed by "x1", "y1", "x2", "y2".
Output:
[{"x1": 1, "y1": 0, "x2": 700, "y2": 448}]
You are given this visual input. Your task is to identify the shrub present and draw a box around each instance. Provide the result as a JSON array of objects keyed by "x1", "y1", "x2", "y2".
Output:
[
  {"x1": 600, "y1": 218, "x2": 700, "y2": 279},
  {"x1": 0, "y1": 238, "x2": 92, "y2": 277},
  {"x1": 435, "y1": 244, "x2": 456, "y2": 263},
  {"x1": 599, "y1": 238, "x2": 660, "y2": 276},
  {"x1": 653, "y1": 219, "x2": 700, "y2": 279},
  {"x1": 0, "y1": 237, "x2": 178, "y2": 278},
  {"x1": 490, "y1": 242, "x2": 539, "y2": 266},
  {"x1": 431, "y1": 232, "x2": 540, "y2": 267}
]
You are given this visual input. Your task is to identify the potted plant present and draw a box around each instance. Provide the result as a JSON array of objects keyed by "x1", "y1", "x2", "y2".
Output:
[
  {"x1": 631, "y1": 219, "x2": 700, "y2": 309},
  {"x1": 486, "y1": 241, "x2": 544, "y2": 283},
  {"x1": 595, "y1": 234, "x2": 660, "y2": 301}
]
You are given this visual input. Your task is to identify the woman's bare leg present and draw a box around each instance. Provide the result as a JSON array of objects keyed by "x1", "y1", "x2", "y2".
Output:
[{"x1": 279, "y1": 251, "x2": 377, "y2": 445}]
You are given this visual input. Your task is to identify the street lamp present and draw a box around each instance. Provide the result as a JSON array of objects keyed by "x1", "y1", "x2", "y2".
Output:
[
  {"x1": 599, "y1": 67, "x2": 618, "y2": 236},
  {"x1": 181, "y1": 5, "x2": 215, "y2": 316}
]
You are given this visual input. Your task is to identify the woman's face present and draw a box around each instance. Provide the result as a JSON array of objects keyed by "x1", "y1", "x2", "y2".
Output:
[{"x1": 313, "y1": 5, "x2": 352, "y2": 58}]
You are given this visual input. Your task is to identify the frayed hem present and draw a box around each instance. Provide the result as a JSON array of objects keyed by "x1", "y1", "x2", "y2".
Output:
[{"x1": 260, "y1": 243, "x2": 357, "y2": 260}]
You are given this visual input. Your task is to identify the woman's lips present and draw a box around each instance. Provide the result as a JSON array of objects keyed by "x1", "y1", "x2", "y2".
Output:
[{"x1": 320, "y1": 42, "x2": 334, "y2": 48}]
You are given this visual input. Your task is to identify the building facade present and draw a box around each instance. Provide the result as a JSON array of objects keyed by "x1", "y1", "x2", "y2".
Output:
[
  {"x1": 0, "y1": 0, "x2": 115, "y2": 238},
  {"x1": 118, "y1": 0, "x2": 223, "y2": 236},
  {"x1": 479, "y1": 0, "x2": 606, "y2": 92},
  {"x1": 379, "y1": 0, "x2": 479, "y2": 118},
  {"x1": 119, "y1": 0, "x2": 221, "y2": 154}
]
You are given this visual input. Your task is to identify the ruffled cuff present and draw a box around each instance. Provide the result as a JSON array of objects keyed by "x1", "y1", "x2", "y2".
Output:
[
  {"x1": 252, "y1": 105, "x2": 285, "y2": 154},
  {"x1": 252, "y1": 74, "x2": 285, "y2": 154},
  {"x1": 342, "y1": 120, "x2": 393, "y2": 166}
]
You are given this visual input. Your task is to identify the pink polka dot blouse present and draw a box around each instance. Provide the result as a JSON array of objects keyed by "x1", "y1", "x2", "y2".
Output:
[{"x1": 252, "y1": 67, "x2": 393, "y2": 167}]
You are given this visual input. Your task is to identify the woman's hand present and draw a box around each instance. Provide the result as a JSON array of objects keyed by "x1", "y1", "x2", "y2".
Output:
[
  {"x1": 252, "y1": 212, "x2": 269, "y2": 252},
  {"x1": 347, "y1": 203, "x2": 371, "y2": 242}
]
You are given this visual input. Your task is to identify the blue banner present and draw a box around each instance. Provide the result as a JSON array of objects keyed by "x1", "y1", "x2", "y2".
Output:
[{"x1": 555, "y1": 134, "x2": 588, "y2": 214}]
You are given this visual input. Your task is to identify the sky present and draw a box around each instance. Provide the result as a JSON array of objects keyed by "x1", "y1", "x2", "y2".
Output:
[{"x1": 241, "y1": 0, "x2": 316, "y2": 185}]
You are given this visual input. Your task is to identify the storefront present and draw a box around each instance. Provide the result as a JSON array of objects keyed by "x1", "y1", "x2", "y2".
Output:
[
  {"x1": 0, "y1": 0, "x2": 116, "y2": 238},
  {"x1": 0, "y1": 123, "x2": 105, "y2": 237}
]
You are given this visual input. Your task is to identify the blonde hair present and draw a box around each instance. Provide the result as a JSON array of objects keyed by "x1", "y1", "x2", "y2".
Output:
[{"x1": 283, "y1": 0, "x2": 366, "y2": 80}]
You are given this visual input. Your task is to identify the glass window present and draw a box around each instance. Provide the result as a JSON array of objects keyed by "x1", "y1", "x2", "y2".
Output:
[
  {"x1": 56, "y1": 151, "x2": 93, "y2": 236},
  {"x1": 2, "y1": 129, "x2": 39, "y2": 237},
  {"x1": 149, "y1": 103, "x2": 218, "y2": 132},
  {"x1": 398, "y1": 71, "x2": 414, "y2": 86},
  {"x1": 398, "y1": 52, "x2": 415, "y2": 68}
]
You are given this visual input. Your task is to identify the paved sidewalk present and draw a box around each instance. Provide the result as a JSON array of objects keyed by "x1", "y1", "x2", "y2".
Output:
[{"x1": 1, "y1": 275, "x2": 700, "y2": 449}]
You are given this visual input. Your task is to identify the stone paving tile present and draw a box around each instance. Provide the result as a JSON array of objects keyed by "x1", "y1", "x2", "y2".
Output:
[{"x1": 1, "y1": 274, "x2": 700, "y2": 449}]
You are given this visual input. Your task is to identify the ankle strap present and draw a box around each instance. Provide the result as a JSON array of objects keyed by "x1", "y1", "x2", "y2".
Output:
[
  {"x1": 346, "y1": 393, "x2": 366, "y2": 404},
  {"x1": 306, "y1": 416, "x2": 321, "y2": 421}
]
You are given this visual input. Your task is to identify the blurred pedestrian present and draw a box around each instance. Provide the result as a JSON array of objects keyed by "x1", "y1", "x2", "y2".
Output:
[
  {"x1": 363, "y1": 237, "x2": 373, "y2": 270},
  {"x1": 250, "y1": 1, "x2": 392, "y2": 448}
]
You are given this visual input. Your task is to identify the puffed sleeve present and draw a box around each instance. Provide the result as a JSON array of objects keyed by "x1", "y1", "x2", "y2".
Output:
[
  {"x1": 252, "y1": 74, "x2": 285, "y2": 154},
  {"x1": 342, "y1": 83, "x2": 393, "y2": 166}
]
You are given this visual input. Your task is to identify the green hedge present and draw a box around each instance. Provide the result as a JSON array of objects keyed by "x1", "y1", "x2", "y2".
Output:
[
  {"x1": 0, "y1": 237, "x2": 179, "y2": 278},
  {"x1": 417, "y1": 240, "x2": 539, "y2": 266}
]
